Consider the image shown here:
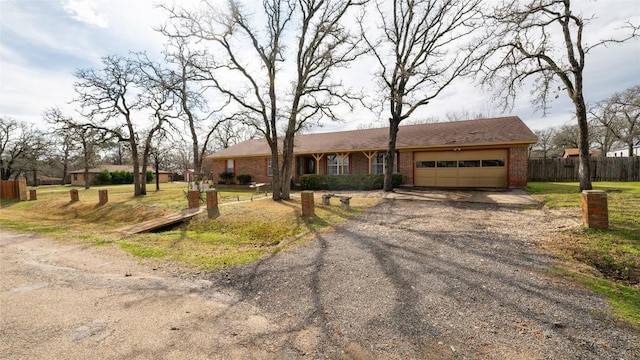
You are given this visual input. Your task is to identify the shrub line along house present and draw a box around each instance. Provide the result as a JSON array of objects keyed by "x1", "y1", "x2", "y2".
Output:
[
  {"x1": 209, "y1": 116, "x2": 538, "y2": 189},
  {"x1": 68, "y1": 165, "x2": 172, "y2": 186}
]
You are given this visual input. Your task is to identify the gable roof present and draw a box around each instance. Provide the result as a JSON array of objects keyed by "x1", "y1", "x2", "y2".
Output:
[
  {"x1": 209, "y1": 116, "x2": 537, "y2": 159},
  {"x1": 69, "y1": 165, "x2": 171, "y2": 174}
]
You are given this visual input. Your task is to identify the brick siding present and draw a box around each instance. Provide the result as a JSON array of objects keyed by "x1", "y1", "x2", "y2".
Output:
[{"x1": 508, "y1": 146, "x2": 529, "y2": 188}]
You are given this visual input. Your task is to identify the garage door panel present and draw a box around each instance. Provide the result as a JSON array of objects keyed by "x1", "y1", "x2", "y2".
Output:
[{"x1": 414, "y1": 150, "x2": 507, "y2": 187}]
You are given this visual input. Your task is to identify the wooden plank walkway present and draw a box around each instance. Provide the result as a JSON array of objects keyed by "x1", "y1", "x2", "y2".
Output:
[{"x1": 118, "y1": 208, "x2": 205, "y2": 235}]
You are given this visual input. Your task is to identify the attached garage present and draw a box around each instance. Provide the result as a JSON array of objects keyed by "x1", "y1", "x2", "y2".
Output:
[{"x1": 414, "y1": 149, "x2": 508, "y2": 187}]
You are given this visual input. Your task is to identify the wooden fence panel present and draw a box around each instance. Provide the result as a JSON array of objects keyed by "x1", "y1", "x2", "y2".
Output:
[
  {"x1": 528, "y1": 157, "x2": 640, "y2": 182},
  {"x1": 0, "y1": 180, "x2": 19, "y2": 199}
]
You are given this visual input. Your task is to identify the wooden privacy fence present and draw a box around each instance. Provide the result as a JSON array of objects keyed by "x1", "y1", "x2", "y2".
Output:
[
  {"x1": 528, "y1": 157, "x2": 640, "y2": 182},
  {"x1": 0, "y1": 178, "x2": 28, "y2": 200}
]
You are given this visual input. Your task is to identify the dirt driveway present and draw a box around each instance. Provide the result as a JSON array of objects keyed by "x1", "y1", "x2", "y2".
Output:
[{"x1": 1, "y1": 194, "x2": 639, "y2": 359}]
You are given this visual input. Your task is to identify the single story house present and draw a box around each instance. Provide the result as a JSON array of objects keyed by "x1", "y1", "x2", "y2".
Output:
[
  {"x1": 562, "y1": 148, "x2": 593, "y2": 158},
  {"x1": 69, "y1": 165, "x2": 172, "y2": 186},
  {"x1": 208, "y1": 116, "x2": 538, "y2": 188},
  {"x1": 606, "y1": 145, "x2": 640, "y2": 157}
]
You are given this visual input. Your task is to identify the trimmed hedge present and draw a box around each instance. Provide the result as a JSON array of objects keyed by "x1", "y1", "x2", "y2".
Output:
[
  {"x1": 95, "y1": 170, "x2": 153, "y2": 185},
  {"x1": 300, "y1": 174, "x2": 402, "y2": 190}
]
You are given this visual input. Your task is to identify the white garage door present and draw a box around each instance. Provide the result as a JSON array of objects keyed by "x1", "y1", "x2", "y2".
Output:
[{"x1": 414, "y1": 149, "x2": 508, "y2": 187}]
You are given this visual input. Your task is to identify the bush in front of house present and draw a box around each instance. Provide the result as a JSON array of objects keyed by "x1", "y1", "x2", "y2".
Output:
[
  {"x1": 219, "y1": 171, "x2": 235, "y2": 184},
  {"x1": 300, "y1": 174, "x2": 402, "y2": 191},
  {"x1": 236, "y1": 174, "x2": 252, "y2": 185},
  {"x1": 96, "y1": 169, "x2": 112, "y2": 184}
]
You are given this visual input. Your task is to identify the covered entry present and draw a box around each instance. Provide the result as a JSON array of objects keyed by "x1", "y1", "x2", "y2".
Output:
[{"x1": 414, "y1": 149, "x2": 508, "y2": 187}]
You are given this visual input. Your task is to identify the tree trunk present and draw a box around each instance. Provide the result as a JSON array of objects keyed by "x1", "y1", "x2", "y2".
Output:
[
  {"x1": 270, "y1": 147, "x2": 282, "y2": 201},
  {"x1": 384, "y1": 119, "x2": 400, "y2": 192},
  {"x1": 575, "y1": 96, "x2": 593, "y2": 191}
]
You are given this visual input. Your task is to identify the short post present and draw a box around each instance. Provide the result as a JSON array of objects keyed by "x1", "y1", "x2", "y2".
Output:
[
  {"x1": 301, "y1": 191, "x2": 315, "y2": 217},
  {"x1": 70, "y1": 189, "x2": 79, "y2": 202},
  {"x1": 29, "y1": 189, "x2": 37, "y2": 201},
  {"x1": 581, "y1": 190, "x2": 608, "y2": 229},
  {"x1": 322, "y1": 194, "x2": 331, "y2": 205},
  {"x1": 98, "y1": 189, "x2": 108, "y2": 204},
  {"x1": 206, "y1": 189, "x2": 219, "y2": 218},
  {"x1": 188, "y1": 190, "x2": 200, "y2": 209}
]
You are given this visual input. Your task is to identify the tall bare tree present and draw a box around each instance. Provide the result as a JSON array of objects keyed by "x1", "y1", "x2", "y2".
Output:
[
  {"x1": 156, "y1": 37, "x2": 232, "y2": 180},
  {"x1": 360, "y1": 0, "x2": 484, "y2": 191},
  {"x1": 480, "y1": 0, "x2": 639, "y2": 190},
  {"x1": 74, "y1": 55, "x2": 147, "y2": 195},
  {"x1": 162, "y1": 0, "x2": 366, "y2": 200}
]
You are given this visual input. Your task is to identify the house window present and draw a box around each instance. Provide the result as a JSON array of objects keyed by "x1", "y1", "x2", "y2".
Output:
[
  {"x1": 459, "y1": 160, "x2": 480, "y2": 167},
  {"x1": 73, "y1": 174, "x2": 78, "y2": 181},
  {"x1": 416, "y1": 161, "x2": 436, "y2": 168},
  {"x1": 266, "y1": 158, "x2": 273, "y2": 176},
  {"x1": 437, "y1": 160, "x2": 457, "y2": 168},
  {"x1": 482, "y1": 159, "x2": 505, "y2": 167},
  {"x1": 370, "y1": 153, "x2": 398, "y2": 174},
  {"x1": 327, "y1": 154, "x2": 349, "y2": 175},
  {"x1": 226, "y1": 159, "x2": 235, "y2": 173}
]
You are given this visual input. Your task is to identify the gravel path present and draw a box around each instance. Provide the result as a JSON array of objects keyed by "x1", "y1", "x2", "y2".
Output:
[{"x1": 208, "y1": 198, "x2": 639, "y2": 359}]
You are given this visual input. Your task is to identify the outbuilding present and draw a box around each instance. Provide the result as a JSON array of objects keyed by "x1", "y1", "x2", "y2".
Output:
[{"x1": 208, "y1": 116, "x2": 538, "y2": 188}]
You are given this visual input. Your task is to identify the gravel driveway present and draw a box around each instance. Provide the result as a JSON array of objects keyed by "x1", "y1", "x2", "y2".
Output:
[
  {"x1": 208, "y1": 197, "x2": 639, "y2": 359},
  {"x1": 2, "y1": 196, "x2": 639, "y2": 359}
]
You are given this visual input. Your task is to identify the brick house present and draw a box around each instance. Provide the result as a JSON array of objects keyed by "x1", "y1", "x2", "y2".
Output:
[{"x1": 208, "y1": 116, "x2": 538, "y2": 188}]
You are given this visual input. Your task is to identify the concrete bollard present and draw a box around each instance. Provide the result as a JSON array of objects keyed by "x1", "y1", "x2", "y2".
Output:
[
  {"x1": 70, "y1": 189, "x2": 79, "y2": 202},
  {"x1": 206, "y1": 189, "x2": 219, "y2": 218},
  {"x1": 188, "y1": 190, "x2": 200, "y2": 209},
  {"x1": 29, "y1": 189, "x2": 37, "y2": 201},
  {"x1": 301, "y1": 191, "x2": 315, "y2": 217},
  {"x1": 581, "y1": 190, "x2": 608, "y2": 229},
  {"x1": 98, "y1": 189, "x2": 108, "y2": 204}
]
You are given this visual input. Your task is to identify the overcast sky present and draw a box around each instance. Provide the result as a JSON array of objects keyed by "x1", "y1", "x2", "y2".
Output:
[{"x1": 1, "y1": 0, "x2": 639, "y2": 134}]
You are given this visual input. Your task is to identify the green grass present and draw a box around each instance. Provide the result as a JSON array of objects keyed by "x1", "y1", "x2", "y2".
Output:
[
  {"x1": 0, "y1": 182, "x2": 379, "y2": 270},
  {"x1": 528, "y1": 181, "x2": 640, "y2": 331}
]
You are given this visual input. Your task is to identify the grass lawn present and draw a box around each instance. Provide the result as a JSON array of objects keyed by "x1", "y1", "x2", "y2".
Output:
[
  {"x1": 0, "y1": 182, "x2": 379, "y2": 269},
  {"x1": 527, "y1": 181, "x2": 640, "y2": 331}
]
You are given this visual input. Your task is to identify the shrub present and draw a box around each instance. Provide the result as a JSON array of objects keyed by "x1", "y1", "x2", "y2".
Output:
[
  {"x1": 146, "y1": 170, "x2": 153, "y2": 183},
  {"x1": 300, "y1": 174, "x2": 326, "y2": 190},
  {"x1": 219, "y1": 171, "x2": 235, "y2": 184},
  {"x1": 95, "y1": 169, "x2": 111, "y2": 184},
  {"x1": 236, "y1": 174, "x2": 252, "y2": 185}
]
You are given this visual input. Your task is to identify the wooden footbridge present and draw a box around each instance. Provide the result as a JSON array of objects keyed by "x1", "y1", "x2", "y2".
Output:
[{"x1": 118, "y1": 208, "x2": 205, "y2": 235}]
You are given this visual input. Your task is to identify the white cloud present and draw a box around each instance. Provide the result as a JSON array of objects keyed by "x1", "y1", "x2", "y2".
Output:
[{"x1": 63, "y1": 0, "x2": 108, "y2": 28}]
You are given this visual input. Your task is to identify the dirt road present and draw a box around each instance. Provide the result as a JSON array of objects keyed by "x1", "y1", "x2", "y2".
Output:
[{"x1": 0, "y1": 231, "x2": 286, "y2": 359}]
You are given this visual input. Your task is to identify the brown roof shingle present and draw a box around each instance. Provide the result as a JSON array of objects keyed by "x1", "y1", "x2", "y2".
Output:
[{"x1": 209, "y1": 116, "x2": 537, "y2": 159}]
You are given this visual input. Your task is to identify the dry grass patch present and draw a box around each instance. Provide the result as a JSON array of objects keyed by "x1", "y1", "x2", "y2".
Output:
[{"x1": 1, "y1": 186, "x2": 379, "y2": 270}]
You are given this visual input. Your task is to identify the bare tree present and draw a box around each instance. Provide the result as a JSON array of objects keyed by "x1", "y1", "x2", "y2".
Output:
[
  {"x1": 0, "y1": 117, "x2": 49, "y2": 181},
  {"x1": 532, "y1": 127, "x2": 556, "y2": 159},
  {"x1": 591, "y1": 85, "x2": 640, "y2": 156},
  {"x1": 156, "y1": 37, "x2": 232, "y2": 181},
  {"x1": 44, "y1": 108, "x2": 109, "y2": 189},
  {"x1": 360, "y1": 0, "x2": 484, "y2": 191},
  {"x1": 480, "y1": 0, "x2": 639, "y2": 190},
  {"x1": 588, "y1": 103, "x2": 619, "y2": 157},
  {"x1": 74, "y1": 55, "x2": 148, "y2": 195},
  {"x1": 162, "y1": 0, "x2": 366, "y2": 200}
]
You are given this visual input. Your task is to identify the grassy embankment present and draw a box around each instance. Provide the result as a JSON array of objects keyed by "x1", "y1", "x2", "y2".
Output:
[
  {"x1": 0, "y1": 183, "x2": 378, "y2": 269},
  {"x1": 527, "y1": 181, "x2": 639, "y2": 331}
]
